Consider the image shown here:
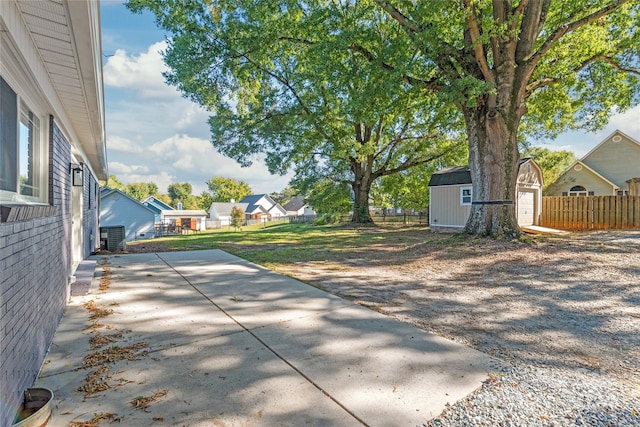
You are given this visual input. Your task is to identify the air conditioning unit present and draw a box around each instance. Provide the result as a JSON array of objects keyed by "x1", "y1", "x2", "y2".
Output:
[{"x1": 100, "y1": 226, "x2": 126, "y2": 251}]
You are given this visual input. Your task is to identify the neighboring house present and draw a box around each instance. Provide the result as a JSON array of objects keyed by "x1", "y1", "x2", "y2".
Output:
[
  {"x1": 240, "y1": 194, "x2": 287, "y2": 220},
  {"x1": 161, "y1": 209, "x2": 208, "y2": 231},
  {"x1": 100, "y1": 188, "x2": 156, "y2": 242},
  {"x1": 546, "y1": 130, "x2": 640, "y2": 196},
  {"x1": 282, "y1": 196, "x2": 316, "y2": 216},
  {"x1": 0, "y1": 2, "x2": 107, "y2": 425},
  {"x1": 142, "y1": 195, "x2": 174, "y2": 223},
  {"x1": 209, "y1": 202, "x2": 249, "y2": 225},
  {"x1": 428, "y1": 158, "x2": 543, "y2": 232}
]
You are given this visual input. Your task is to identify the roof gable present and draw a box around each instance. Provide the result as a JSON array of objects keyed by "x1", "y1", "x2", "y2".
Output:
[
  {"x1": 240, "y1": 194, "x2": 278, "y2": 212},
  {"x1": 100, "y1": 188, "x2": 155, "y2": 214},
  {"x1": 581, "y1": 129, "x2": 640, "y2": 162},
  {"x1": 578, "y1": 130, "x2": 640, "y2": 187},
  {"x1": 142, "y1": 196, "x2": 174, "y2": 211},
  {"x1": 550, "y1": 160, "x2": 618, "y2": 190},
  {"x1": 208, "y1": 202, "x2": 249, "y2": 216},
  {"x1": 283, "y1": 196, "x2": 306, "y2": 211}
]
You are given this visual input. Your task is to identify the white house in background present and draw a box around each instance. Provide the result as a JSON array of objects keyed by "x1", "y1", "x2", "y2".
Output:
[
  {"x1": 546, "y1": 130, "x2": 640, "y2": 196},
  {"x1": 240, "y1": 194, "x2": 287, "y2": 220},
  {"x1": 209, "y1": 202, "x2": 249, "y2": 225},
  {"x1": 161, "y1": 209, "x2": 208, "y2": 231},
  {"x1": 0, "y1": 2, "x2": 107, "y2": 425},
  {"x1": 283, "y1": 196, "x2": 316, "y2": 216},
  {"x1": 428, "y1": 158, "x2": 543, "y2": 232},
  {"x1": 100, "y1": 188, "x2": 156, "y2": 242}
]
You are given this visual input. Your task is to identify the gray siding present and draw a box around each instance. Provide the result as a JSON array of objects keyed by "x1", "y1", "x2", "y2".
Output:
[
  {"x1": 100, "y1": 194, "x2": 156, "y2": 242},
  {"x1": 0, "y1": 119, "x2": 71, "y2": 426},
  {"x1": 430, "y1": 184, "x2": 472, "y2": 229},
  {"x1": 546, "y1": 166, "x2": 615, "y2": 196},
  {"x1": 583, "y1": 134, "x2": 640, "y2": 188}
]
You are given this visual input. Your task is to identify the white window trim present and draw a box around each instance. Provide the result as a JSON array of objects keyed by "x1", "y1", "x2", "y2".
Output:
[
  {"x1": 1, "y1": 31, "x2": 50, "y2": 206},
  {"x1": 460, "y1": 186, "x2": 472, "y2": 206},
  {"x1": 0, "y1": 77, "x2": 48, "y2": 205}
]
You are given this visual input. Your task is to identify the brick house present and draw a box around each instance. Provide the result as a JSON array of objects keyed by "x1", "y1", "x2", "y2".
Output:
[{"x1": 0, "y1": 1, "x2": 107, "y2": 425}]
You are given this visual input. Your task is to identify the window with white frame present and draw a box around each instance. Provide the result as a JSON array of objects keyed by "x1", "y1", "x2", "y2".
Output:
[
  {"x1": 0, "y1": 75, "x2": 47, "y2": 203},
  {"x1": 460, "y1": 186, "x2": 472, "y2": 205},
  {"x1": 568, "y1": 185, "x2": 588, "y2": 197}
]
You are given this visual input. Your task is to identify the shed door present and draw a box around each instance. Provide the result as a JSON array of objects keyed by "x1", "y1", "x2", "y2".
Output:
[{"x1": 517, "y1": 189, "x2": 535, "y2": 226}]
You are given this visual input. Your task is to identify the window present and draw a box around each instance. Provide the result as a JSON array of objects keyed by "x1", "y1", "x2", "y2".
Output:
[
  {"x1": 460, "y1": 187, "x2": 472, "y2": 205},
  {"x1": 0, "y1": 76, "x2": 47, "y2": 203},
  {"x1": 568, "y1": 185, "x2": 588, "y2": 197}
]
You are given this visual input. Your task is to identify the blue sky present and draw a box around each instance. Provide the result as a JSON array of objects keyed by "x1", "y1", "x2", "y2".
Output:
[{"x1": 99, "y1": 1, "x2": 640, "y2": 196}]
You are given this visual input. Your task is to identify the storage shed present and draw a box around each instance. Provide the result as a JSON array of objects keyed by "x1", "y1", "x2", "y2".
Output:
[{"x1": 428, "y1": 158, "x2": 543, "y2": 232}]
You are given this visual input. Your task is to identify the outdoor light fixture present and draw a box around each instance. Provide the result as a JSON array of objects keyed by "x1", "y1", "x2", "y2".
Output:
[{"x1": 70, "y1": 162, "x2": 84, "y2": 186}]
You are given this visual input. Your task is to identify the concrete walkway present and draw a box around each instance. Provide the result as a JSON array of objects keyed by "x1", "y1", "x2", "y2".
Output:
[{"x1": 36, "y1": 250, "x2": 495, "y2": 426}]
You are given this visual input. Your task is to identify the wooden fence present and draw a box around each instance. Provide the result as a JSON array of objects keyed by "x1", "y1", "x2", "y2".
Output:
[{"x1": 542, "y1": 196, "x2": 640, "y2": 230}]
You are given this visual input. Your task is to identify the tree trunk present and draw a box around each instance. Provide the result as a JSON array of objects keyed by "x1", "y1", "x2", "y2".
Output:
[
  {"x1": 463, "y1": 106, "x2": 521, "y2": 238},
  {"x1": 350, "y1": 159, "x2": 374, "y2": 223}
]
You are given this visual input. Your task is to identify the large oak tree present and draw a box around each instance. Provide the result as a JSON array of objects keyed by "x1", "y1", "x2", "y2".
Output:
[
  {"x1": 374, "y1": 0, "x2": 639, "y2": 236},
  {"x1": 127, "y1": 0, "x2": 466, "y2": 223}
]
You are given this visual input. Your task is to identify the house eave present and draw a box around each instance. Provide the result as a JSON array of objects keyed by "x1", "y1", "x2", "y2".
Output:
[{"x1": 7, "y1": 0, "x2": 107, "y2": 180}]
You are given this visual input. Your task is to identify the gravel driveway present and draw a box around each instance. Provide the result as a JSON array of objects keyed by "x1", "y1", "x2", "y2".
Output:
[{"x1": 274, "y1": 229, "x2": 640, "y2": 426}]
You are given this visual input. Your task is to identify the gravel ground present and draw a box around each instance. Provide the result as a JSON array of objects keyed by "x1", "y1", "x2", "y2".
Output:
[
  {"x1": 426, "y1": 364, "x2": 640, "y2": 427},
  {"x1": 273, "y1": 230, "x2": 640, "y2": 426},
  {"x1": 128, "y1": 228, "x2": 640, "y2": 425}
]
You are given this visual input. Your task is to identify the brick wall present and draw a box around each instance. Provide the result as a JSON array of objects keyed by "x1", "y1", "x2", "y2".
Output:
[{"x1": 0, "y1": 117, "x2": 72, "y2": 426}]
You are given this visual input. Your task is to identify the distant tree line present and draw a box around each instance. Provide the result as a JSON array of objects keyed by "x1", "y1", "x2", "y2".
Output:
[{"x1": 106, "y1": 144, "x2": 575, "y2": 220}]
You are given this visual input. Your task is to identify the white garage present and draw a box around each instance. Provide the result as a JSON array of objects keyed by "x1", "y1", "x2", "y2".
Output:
[{"x1": 517, "y1": 189, "x2": 536, "y2": 226}]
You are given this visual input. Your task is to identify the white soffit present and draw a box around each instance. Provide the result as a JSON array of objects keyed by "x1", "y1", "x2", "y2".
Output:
[{"x1": 16, "y1": 0, "x2": 107, "y2": 180}]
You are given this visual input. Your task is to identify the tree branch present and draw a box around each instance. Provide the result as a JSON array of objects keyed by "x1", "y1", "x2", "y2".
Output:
[
  {"x1": 348, "y1": 43, "x2": 440, "y2": 90},
  {"x1": 593, "y1": 55, "x2": 640, "y2": 76},
  {"x1": 464, "y1": 0, "x2": 495, "y2": 84},
  {"x1": 373, "y1": 0, "x2": 422, "y2": 34},
  {"x1": 527, "y1": 0, "x2": 631, "y2": 70}
]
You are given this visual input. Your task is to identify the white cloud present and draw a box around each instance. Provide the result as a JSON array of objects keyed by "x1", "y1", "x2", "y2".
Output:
[
  {"x1": 103, "y1": 42, "x2": 178, "y2": 99},
  {"x1": 606, "y1": 105, "x2": 640, "y2": 136},
  {"x1": 109, "y1": 162, "x2": 149, "y2": 174},
  {"x1": 103, "y1": 41, "x2": 294, "y2": 196},
  {"x1": 107, "y1": 135, "x2": 144, "y2": 153}
]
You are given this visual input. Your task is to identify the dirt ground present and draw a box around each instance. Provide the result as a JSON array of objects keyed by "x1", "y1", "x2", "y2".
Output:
[{"x1": 127, "y1": 228, "x2": 640, "y2": 396}]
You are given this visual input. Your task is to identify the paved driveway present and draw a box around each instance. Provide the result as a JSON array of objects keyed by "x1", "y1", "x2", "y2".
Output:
[{"x1": 36, "y1": 250, "x2": 495, "y2": 426}]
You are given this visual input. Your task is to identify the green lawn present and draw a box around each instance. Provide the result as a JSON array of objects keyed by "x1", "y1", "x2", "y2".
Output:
[{"x1": 135, "y1": 222, "x2": 442, "y2": 268}]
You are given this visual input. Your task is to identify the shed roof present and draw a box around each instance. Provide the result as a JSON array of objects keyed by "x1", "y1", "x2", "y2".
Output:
[
  {"x1": 428, "y1": 166, "x2": 471, "y2": 187},
  {"x1": 429, "y1": 158, "x2": 535, "y2": 187}
]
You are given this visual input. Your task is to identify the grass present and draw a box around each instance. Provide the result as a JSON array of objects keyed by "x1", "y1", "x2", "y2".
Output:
[{"x1": 132, "y1": 222, "x2": 440, "y2": 268}]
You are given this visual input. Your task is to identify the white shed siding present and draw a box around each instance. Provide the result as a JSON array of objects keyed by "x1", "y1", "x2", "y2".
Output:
[
  {"x1": 429, "y1": 184, "x2": 471, "y2": 229},
  {"x1": 516, "y1": 159, "x2": 543, "y2": 226},
  {"x1": 100, "y1": 194, "x2": 155, "y2": 241}
]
